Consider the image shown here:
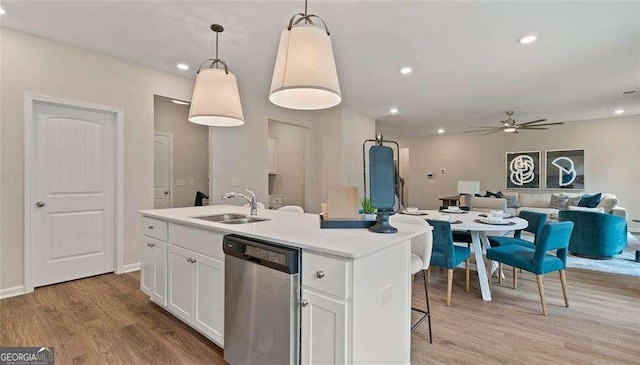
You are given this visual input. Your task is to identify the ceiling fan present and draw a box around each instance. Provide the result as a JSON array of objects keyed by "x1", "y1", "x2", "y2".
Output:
[{"x1": 467, "y1": 111, "x2": 564, "y2": 135}]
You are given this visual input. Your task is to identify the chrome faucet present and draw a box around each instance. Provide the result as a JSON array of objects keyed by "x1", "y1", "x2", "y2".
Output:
[{"x1": 220, "y1": 186, "x2": 258, "y2": 215}]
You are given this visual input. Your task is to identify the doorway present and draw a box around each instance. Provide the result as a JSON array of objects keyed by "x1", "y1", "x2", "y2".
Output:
[
  {"x1": 25, "y1": 94, "x2": 124, "y2": 291},
  {"x1": 154, "y1": 132, "x2": 173, "y2": 209},
  {"x1": 267, "y1": 121, "x2": 309, "y2": 211}
]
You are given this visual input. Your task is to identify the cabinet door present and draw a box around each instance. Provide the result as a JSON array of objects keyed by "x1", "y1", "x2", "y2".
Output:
[
  {"x1": 193, "y1": 252, "x2": 225, "y2": 346},
  {"x1": 268, "y1": 137, "x2": 277, "y2": 174},
  {"x1": 301, "y1": 289, "x2": 348, "y2": 364},
  {"x1": 152, "y1": 241, "x2": 167, "y2": 306},
  {"x1": 141, "y1": 240, "x2": 154, "y2": 296},
  {"x1": 167, "y1": 245, "x2": 195, "y2": 323}
]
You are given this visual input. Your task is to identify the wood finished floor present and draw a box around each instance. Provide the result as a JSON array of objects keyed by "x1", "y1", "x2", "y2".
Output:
[{"x1": 1, "y1": 268, "x2": 638, "y2": 364}]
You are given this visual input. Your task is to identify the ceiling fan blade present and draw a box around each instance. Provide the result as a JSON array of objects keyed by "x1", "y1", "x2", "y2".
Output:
[
  {"x1": 482, "y1": 129, "x2": 503, "y2": 136},
  {"x1": 468, "y1": 126, "x2": 505, "y2": 129},
  {"x1": 519, "y1": 127, "x2": 549, "y2": 130},
  {"x1": 518, "y1": 119, "x2": 547, "y2": 126},
  {"x1": 463, "y1": 129, "x2": 499, "y2": 134},
  {"x1": 522, "y1": 122, "x2": 564, "y2": 127}
]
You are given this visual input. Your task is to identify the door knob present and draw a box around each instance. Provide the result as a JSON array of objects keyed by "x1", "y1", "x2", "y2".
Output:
[
  {"x1": 316, "y1": 271, "x2": 325, "y2": 279},
  {"x1": 164, "y1": 191, "x2": 169, "y2": 195},
  {"x1": 301, "y1": 299, "x2": 309, "y2": 307},
  {"x1": 35, "y1": 201, "x2": 45, "y2": 208}
]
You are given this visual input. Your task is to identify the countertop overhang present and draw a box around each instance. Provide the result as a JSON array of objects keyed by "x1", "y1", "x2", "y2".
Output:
[{"x1": 139, "y1": 205, "x2": 430, "y2": 259}]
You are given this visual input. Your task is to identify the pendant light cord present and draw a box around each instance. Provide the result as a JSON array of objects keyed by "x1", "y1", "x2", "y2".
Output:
[
  {"x1": 215, "y1": 32, "x2": 219, "y2": 69},
  {"x1": 304, "y1": 0, "x2": 308, "y2": 24}
]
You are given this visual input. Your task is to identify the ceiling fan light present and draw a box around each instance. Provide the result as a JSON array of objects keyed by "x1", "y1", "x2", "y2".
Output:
[
  {"x1": 504, "y1": 127, "x2": 517, "y2": 133},
  {"x1": 269, "y1": 25, "x2": 341, "y2": 110},
  {"x1": 189, "y1": 68, "x2": 244, "y2": 127}
]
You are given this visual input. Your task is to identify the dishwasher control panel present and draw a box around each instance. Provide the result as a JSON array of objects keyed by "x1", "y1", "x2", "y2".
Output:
[{"x1": 223, "y1": 234, "x2": 299, "y2": 274}]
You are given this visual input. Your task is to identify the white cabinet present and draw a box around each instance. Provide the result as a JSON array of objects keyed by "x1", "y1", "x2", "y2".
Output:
[
  {"x1": 167, "y1": 244, "x2": 225, "y2": 346},
  {"x1": 141, "y1": 237, "x2": 167, "y2": 306},
  {"x1": 167, "y1": 245, "x2": 194, "y2": 323},
  {"x1": 301, "y1": 289, "x2": 348, "y2": 364},
  {"x1": 268, "y1": 136, "x2": 277, "y2": 174}
]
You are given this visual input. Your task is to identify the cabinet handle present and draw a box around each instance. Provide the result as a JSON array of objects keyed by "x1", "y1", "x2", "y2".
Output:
[
  {"x1": 316, "y1": 270, "x2": 325, "y2": 279},
  {"x1": 187, "y1": 258, "x2": 192, "y2": 263},
  {"x1": 301, "y1": 299, "x2": 309, "y2": 307},
  {"x1": 150, "y1": 243, "x2": 154, "y2": 248},
  {"x1": 148, "y1": 225, "x2": 154, "y2": 230}
]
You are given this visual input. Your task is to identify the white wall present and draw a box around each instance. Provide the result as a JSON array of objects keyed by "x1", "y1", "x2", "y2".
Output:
[
  {"x1": 154, "y1": 95, "x2": 209, "y2": 208},
  {"x1": 0, "y1": 28, "x2": 195, "y2": 290},
  {"x1": 397, "y1": 115, "x2": 640, "y2": 231}
]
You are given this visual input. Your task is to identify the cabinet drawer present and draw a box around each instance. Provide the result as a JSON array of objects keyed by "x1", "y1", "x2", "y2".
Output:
[
  {"x1": 143, "y1": 217, "x2": 168, "y2": 241},
  {"x1": 169, "y1": 224, "x2": 225, "y2": 261},
  {"x1": 302, "y1": 251, "x2": 349, "y2": 298}
]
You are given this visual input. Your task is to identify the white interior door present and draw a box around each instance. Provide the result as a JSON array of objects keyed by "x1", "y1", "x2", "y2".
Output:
[
  {"x1": 154, "y1": 133, "x2": 171, "y2": 208},
  {"x1": 32, "y1": 102, "x2": 116, "y2": 287}
]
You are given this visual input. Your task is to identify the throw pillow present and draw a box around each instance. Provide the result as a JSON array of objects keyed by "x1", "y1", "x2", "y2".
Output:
[
  {"x1": 578, "y1": 193, "x2": 602, "y2": 208},
  {"x1": 484, "y1": 191, "x2": 495, "y2": 198},
  {"x1": 567, "y1": 196, "x2": 581, "y2": 207},
  {"x1": 495, "y1": 191, "x2": 504, "y2": 198},
  {"x1": 550, "y1": 193, "x2": 569, "y2": 210},
  {"x1": 504, "y1": 195, "x2": 520, "y2": 209},
  {"x1": 567, "y1": 206, "x2": 605, "y2": 213},
  {"x1": 596, "y1": 194, "x2": 619, "y2": 213}
]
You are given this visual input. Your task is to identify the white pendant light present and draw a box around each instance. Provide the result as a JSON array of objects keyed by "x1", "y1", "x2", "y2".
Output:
[
  {"x1": 269, "y1": 0, "x2": 341, "y2": 110},
  {"x1": 189, "y1": 24, "x2": 244, "y2": 127}
]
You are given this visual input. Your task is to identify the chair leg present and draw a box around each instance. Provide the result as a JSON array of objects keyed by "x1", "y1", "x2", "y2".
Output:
[
  {"x1": 411, "y1": 270, "x2": 433, "y2": 344},
  {"x1": 559, "y1": 270, "x2": 569, "y2": 308},
  {"x1": 487, "y1": 260, "x2": 492, "y2": 289},
  {"x1": 427, "y1": 268, "x2": 431, "y2": 283},
  {"x1": 498, "y1": 263, "x2": 503, "y2": 284},
  {"x1": 446, "y1": 269, "x2": 453, "y2": 306},
  {"x1": 536, "y1": 275, "x2": 548, "y2": 316},
  {"x1": 465, "y1": 259, "x2": 470, "y2": 293},
  {"x1": 513, "y1": 266, "x2": 518, "y2": 289}
]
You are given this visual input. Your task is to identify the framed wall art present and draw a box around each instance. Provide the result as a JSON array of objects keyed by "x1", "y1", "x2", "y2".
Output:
[
  {"x1": 545, "y1": 149, "x2": 585, "y2": 190},
  {"x1": 506, "y1": 151, "x2": 541, "y2": 189}
]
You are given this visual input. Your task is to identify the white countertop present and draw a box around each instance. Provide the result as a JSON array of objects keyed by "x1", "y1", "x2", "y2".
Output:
[{"x1": 139, "y1": 205, "x2": 430, "y2": 259}]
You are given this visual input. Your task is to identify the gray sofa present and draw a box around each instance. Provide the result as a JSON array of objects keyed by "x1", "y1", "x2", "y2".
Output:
[{"x1": 472, "y1": 192, "x2": 628, "y2": 221}]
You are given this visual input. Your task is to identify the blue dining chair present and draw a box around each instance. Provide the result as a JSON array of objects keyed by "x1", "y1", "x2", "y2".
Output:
[
  {"x1": 426, "y1": 219, "x2": 471, "y2": 306},
  {"x1": 486, "y1": 221, "x2": 574, "y2": 315},
  {"x1": 487, "y1": 211, "x2": 547, "y2": 287}
]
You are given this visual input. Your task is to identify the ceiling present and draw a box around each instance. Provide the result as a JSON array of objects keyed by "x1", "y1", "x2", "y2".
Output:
[{"x1": 2, "y1": 1, "x2": 638, "y2": 137}]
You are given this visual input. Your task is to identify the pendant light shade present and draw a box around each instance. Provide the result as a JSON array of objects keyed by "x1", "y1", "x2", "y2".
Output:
[
  {"x1": 269, "y1": 1, "x2": 341, "y2": 110},
  {"x1": 189, "y1": 68, "x2": 244, "y2": 126},
  {"x1": 188, "y1": 24, "x2": 244, "y2": 127}
]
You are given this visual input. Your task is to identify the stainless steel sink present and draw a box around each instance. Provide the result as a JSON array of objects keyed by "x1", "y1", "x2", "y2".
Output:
[
  {"x1": 193, "y1": 213, "x2": 269, "y2": 225},
  {"x1": 220, "y1": 217, "x2": 270, "y2": 225}
]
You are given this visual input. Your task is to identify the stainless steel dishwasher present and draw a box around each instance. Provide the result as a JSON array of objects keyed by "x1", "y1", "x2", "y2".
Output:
[{"x1": 223, "y1": 234, "x2": 300, "y2": 365}]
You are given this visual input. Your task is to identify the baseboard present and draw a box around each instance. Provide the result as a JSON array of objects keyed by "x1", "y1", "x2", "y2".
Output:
[
  {"x1": 0, "y1": 285, "x2": 26, "y2": 300},
  {"x1": 122, "y1": 262, "x2": 141, "y2": 273}
]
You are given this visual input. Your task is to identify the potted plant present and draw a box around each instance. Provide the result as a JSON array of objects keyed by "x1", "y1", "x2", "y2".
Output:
[{"x1": 361, "y1": 198, "x2": 377, "y2": 221}]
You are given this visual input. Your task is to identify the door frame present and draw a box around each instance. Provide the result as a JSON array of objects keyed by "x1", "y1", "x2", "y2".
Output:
[
  {"x1": 153, "y1": 131, "x2": 174, "y2": 208},
  {"x1": 24, "y1": 93, "x2": 125, "y2": 293}
]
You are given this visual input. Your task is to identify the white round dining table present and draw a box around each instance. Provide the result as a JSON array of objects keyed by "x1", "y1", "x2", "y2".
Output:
[{"x1": 422, "y1": 210, "x2": 528, "y2": 301}]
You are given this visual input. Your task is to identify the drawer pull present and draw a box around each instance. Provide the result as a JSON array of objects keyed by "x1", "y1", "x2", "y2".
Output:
[
  {"x1": 148, "y1": 225, "x2": 154, "y2": 230},
  {"x1": 316, "y1": 270, "x2": 325, "y2": 279},
  {"x1": 301, "y1": 299, "x2": 309, "y2": 307}
]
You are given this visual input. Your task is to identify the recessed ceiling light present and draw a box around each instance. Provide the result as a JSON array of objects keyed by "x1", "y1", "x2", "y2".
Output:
[
  {"x1": 517, "y1": 34, "x2": 537, "y2": 44},
  {"x1": 614, "y1": 109, "x2": 625, "y2": 115},
  {"x1": 389, "y1": 108, "x2": 398, "y2": 114},
  {"x1": 176, "y1": 63, "x2": 190, "y2": 70},
  {"x1": 0, "y1": 7, "x2": 6, "y2": 15},
  {"x1": 172, "y1": 99, "x2": 190, "y2": 105},
  {"x1": 400, "y1": 67, "x2": 412, "y2": 74},
  {"x1": 437, "y1": 128, "x2": 445, "y2": 134}
]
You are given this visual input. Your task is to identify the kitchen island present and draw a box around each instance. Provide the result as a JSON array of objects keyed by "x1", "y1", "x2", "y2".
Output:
[{"x1": 139, "y1": 205, "x2": 430, "y2": 364}]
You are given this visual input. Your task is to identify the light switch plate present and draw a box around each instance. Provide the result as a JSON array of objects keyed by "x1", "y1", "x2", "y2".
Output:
[
  {"x1": 231, "y1": 178, "x2": 239, "y2": 187},
  {"x1": 189, "y1": 179, "x2": 194, "y2": 186},
  {"x1": 381, "y1": 284, "x2": 392, "y2": 304},
  {"x1": 176, "y1": 179, "x2": 185, "y2": 186}
]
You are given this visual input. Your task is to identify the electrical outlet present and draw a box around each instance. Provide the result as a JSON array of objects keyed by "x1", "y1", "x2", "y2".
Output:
[
  {"x1": 189, "y1": 179, "x2": 194, "y2": 186},
  {"x1": 440, "y1": 168, "x2": 446, "y2": 174},
  {"x1": 231, "y1": 178, "x2": 239, "y2": 187},
  {"x1": 381, "y1": 284, "x2": 393, "y2": 304}
]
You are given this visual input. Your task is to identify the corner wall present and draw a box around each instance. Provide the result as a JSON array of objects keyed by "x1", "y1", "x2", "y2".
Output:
[{"x1": 397, "y1": 115, "x2": 640, "y2": 231}]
